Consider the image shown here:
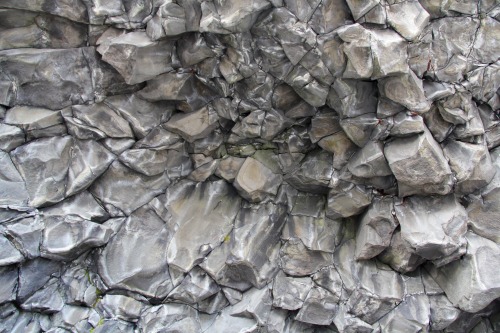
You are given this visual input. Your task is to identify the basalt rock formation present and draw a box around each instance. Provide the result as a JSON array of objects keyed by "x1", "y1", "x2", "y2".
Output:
[{"x1": 1, "y1": 0, "x2": 500, "y2": 332}]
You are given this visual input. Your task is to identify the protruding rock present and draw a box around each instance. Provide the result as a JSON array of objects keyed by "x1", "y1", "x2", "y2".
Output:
[
  {"x1": 234, "y1": 157, "x2": 282, "y2": 202},
  {"x1": 163, "y1": 180, "x2": 241, "y2": 274},
  {"x1": 345, "y1": 0, "x2": 380, "y2": 21},
  {"x1": 98, "y1": 294, "x2": 144, "y2": 322},
  {"x1": 443, "y1": 140, "x2": 495, "y2": 194},
  {"x1": 390, "y1": 112, "x2": 425, "y2": 137},
  {"x1": 355, "y1": 197, "x2": 398, "y2": 260},
  {"x1": 378, "y1": 71, "x2": 431, "y2": 113},
  {"x1": 164, "y1": 106, "x2": 219, "y2": 142},
  {"x1": 0, "y1": 266, "x2": 17, "y2": 304},
  {"x1": 72, "y1": 103, "x2": 134, "y2": 139},
  {"x1": 4, "y1": 106, "x2": 66, "y2": 139},
  {"x1": 40, "y1": 215, "x2": 114, "y2": 261},
  {"x1": 384, "y1": 129, "x2": 453, "y2": 196},
  {"x1": 429, "y1": 295, "x2": 461, "y2": 331},
  {"x1": 285, "y1": 150, "x2": 333, "y2": 193},
  {"x1": 98, "y1": 205, "x2": 174, "y2": 299},
  {"x1": 340, "y1": 113, "x2": 379, "y2": 148},
  {"x1": 280, "y1": 238, "x2": 333, "y2": 276},
  {"x1": 295, "y1": 286, "x2": 338, "y2": 326},
  {"x1": 10, "y1": 136, "x2": 73, "y2": 207},
  {"x1": 138, "y1": 304, "x2": 201, "y2": 333},
  {"x1": 347, "y1": 141, "x2": 392, "y2": 178},
  {"x1": 386, "y1": 1, "x2": 430, "y2": 41},
  {"x1": 330, "y1": 79, "x2": 377, "y2": 119},
  {"x1": 168, "y1": 267, "x2": 220, "y2": 304},
  {"x1": 395, "y1": 195, "x2": 467, "y2": 263},
  {"x1": 272, "y1": 271, "x2": 313, "y2": 310},
  {"x1": 0, "y1": 235, "x2": 24, "y2": 266},
  {"x1": 378, "y1": 229, "x2": 426, "y2": 273},
  {"x1": 97, "y1": 31, "x2": 174, "y2": 84},
  {"x1": 377, "y1": 294, "x2": 430, "y2": 332},
  {"x1": 90, "y1": 160, "x2": 171, "y2": 215},
  {"x1": 0, "y1": 150, "x2": 29, "y2": 207},
  {"x1": 427, "y1": 232, "x2": 500, "y2": 313},
  {"x1": 326, "y1": 184, "x2": 373, "y2": 219}
]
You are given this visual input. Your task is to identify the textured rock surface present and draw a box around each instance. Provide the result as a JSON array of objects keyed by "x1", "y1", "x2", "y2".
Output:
[{"x1": 0, "y1": 1, "x2": 499, "y2": 332}]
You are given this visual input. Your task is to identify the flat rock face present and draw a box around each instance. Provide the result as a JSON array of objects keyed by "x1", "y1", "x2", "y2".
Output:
[{"x1": 1, "y1": 1, "x2": 500, "y2": 332}]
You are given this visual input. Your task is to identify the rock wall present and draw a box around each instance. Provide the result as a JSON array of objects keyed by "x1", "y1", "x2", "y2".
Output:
[{"x1": 0, "y1": 0, "x2": 500, "y2": 332}]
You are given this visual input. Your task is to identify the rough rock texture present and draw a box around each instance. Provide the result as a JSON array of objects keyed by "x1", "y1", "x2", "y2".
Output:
[{"x1": 0, "y1": 1, "x2": 499, "y2": 332}]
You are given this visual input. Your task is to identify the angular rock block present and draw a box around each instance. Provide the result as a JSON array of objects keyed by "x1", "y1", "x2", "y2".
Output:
[{"x1": 384, "y1": 129, "x2": 453, "y2": 196}]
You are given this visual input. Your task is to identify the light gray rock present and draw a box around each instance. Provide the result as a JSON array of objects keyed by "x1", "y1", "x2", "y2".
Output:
[
  {"x1": 20, "y1": 277, "x2": 64, "y2": 313},
  {"x1": 427, "y1": 232, "x2": 500, "y2": 313},
  {"x1": 230, "y1": 285, "x2": 273, "y2": 326},
  {"x1": 138, "y1": 303, "x2": 201, "y2": 333},
  {"x1": 312, "y1": 266, "x2": 345, "y2": 301},
  {"x1": 72, "y1": 103, "x2": 134, "y2": 139},
  {"x1": 3, "y1": 216, "x2": 43, "y2": 259},
  {"x1": 390, "y1": 112, "x2": 425, "y2": 137},
  {"x1": 10, "y1": 136, "x2": 73, "y2": 207},
  {"x1": 0, "y1": 235, "x2": 23, "y2": 266},
  {"x1": 98, "y1": 205, "x2": 174, "y2": 299},
  {"x1": 355, "y1": 197, "x2": 398, "y2": 260},
  {"x1": 40, "y1": 215, "x2": 114, "y2": 261},
  {"x1": 215, "y1": 156, "x2": 246, "y2": 182},
  {"x1": 17, "y1": 258, "x2": 62, "y2": 303},
  {"x1": 283, "y1": 215, "x2": 342, "y2": 253},
  {"x1": 378, "y1": 71, "x2": 431, "y2": 113},
  {"x1": 377, "y1": 294, "x2": 430, "y2": 333},
  {"x1": 164, "y1": 106, "x2": 219, "y2": 142},
  {"x1": 326, "y1": 184, "x2": 373, "y2": 219},
  {"x1": 370, "y1": 29, "x2": 409, "y2": 79},
  {"x1": 161, "y1": 180, "x2": 241, "y2": 275},
  {"x1": 167, "y1": 266, "x2": 220, "y2": 304},
  {"x1": 98, "y1": 294, "x2": 144, "y2": 322},
  {"x1": 0, "y1": 123, "x2": 24, "y2": 152},
  {"x1": 0, "y1": 0, "x2": 89, "y2": 24},
  {"x1": 345, "y1": 0, "x2": 380, "y2": 21},
  {"x1": 4, "y1": 106, "x2": 66, "y2": 139},
  {"x1": 0, "y1": 150, "x2": 30, "y2": 207},
  {"x1": 295, "y1": 286, "x2": 338, "y2": 326},
  {"x1": 443, "y1": 140, "x2": 495, "y2": 194},
  {"x1": 429, "y1": 294, "x2": 461, "y2": 331},
  {"x1": 422, "y1": 105, "x2": 454, "y2": 143},
  {"x1": 119, "y1": 149, "x2": 169, "y2": 176},
  {"x1": 384, "y1": 129, "x2": 453, "y2": 196},
  {"x1": 467, "y1": 147, "x2": 500, "y2": 243},
  {"x1": 395, "y1": 195, "x2": 467, "y2": 262},
  {"x1": 90, "y1": 160, "x2": 171, "y2": 215},
  {"x1": 309, "y1": 0, "x2": 352, "y2": 34},
  {"x1": 318, "y1": 131, "x2": 358, "y2": 170},
  {"x1": 272, "y1": 271, "x2": 313, "y2": 310},
  {"x1": 386, "y1": 1, "x2": 430, "y2": 41},
  {"x1": 378, "y1": 229, "x2": 426, "y2": 274},
  {"x1": 333, "y1": 304, "x2": 373, "y2": 333},
  {"x1": 204, "y1": 305, "x2": 257, "y2": 333},
  {"x1": 234, "y1": 157, "x2": 282, "y2": 202},
  {"x1": 97, "y1": 31, "x2": 174, "y2": 84},
  {"x1": 104, "y1": 94, "x2": 174, "y2": 139},
  {"x1": 280, "y1": 238, "x2": 334, "y2": 276},
  {"x1": 66, "y1": 139, "x2": 116, "y2": 197},
  {"x1": 347, "y1": 140, "x2": 392, "y2": 178},
  {"x1": 339, "y1": 113, "x2": 379, "y2": 148},
  {"x1": 60, "y1": 265, "x2": 99, "y2": 307},
  {"x1": 41, "y1": 191, "x2": 109, "y2": 222}
]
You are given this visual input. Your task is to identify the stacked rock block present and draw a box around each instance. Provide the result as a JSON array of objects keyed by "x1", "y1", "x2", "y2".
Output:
[{"x1": 0, "y1": 0, "x2": 500, "y2": 332}]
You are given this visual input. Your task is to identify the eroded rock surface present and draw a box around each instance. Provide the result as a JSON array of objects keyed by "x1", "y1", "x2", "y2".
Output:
[{"x1": 0, "y1": 1, "x2": 499, "y2": 332}]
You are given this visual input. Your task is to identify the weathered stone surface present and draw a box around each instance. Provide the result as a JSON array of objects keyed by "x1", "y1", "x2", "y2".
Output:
[
  {"x1": 295, "y1": 286, "x2": 338, "y2": 325},
  {"x1": 164, "y1": 106, "x2": 219, "y2": 142},
  {"x1": 377, "y1": 294, "x2": 430, "y2": 332},
  {"x1": 0, "y1": 48, "x2": 96, "y2": 109},
  {"x1": 347, "y1": 141, "x2": 392, "y2": 178},
  {"x1": 162, "y1": 180, "x2": 241, "y2": 274},
  {"x1": 10, "y1": 136, "x2": 72, "y2": 207},
  {"x1": 384, "y1": 129, "x2": 453, "y2": 196},
  {"x1": 427, "y1": 232, "x2": 500, "y2": 313},
  {"x1": 0, "y1": 150, "x2": 30, "y2": 207},
  {"x1": 285, "y1": 150, "x2": 334, "y2": 193},
  {"x1": 395, "y1": 195, "x2": 467, "y2": 262},
  {"x1": 234, "y1": 157, "x2": 282, "y2": 202},
  {"x1": 280, "y1": 238, "x2": 333, "y2": 276},
  {"x1": 138, "y1": 303, "x2": 201, "y2": 333},
  {"x1": 429, "y1": 294, "x2": 461, "y2": 331},
  {"x1": 0, "y1": 266, "x2": 17, "y2": 303},
  {"x1": 272, "y1": 271, "x2": 313, "y2": 310},
  {"x1": 386, "y1": 1, "x2": 430, "y2": 41},
  {"x1": 0, "y1": 234, "x2": 24, "y2": 266},
  {"x1": 326, "y1": 184, "x2": 373, "y2": 219},
  {"x1": 90, "y1": 160, "x2": 171, "y2": 215},
  {"x1": 467, "y1": 147, "x2": 500, "y2": 243},
  {"x1": 378, "y1": 70, "x2": 431, "y2": 113},
  {"x1": 97, "y1": 32, "x2": 174, "y2": 85},
  {"x1": 443, "y1": 140, "x2": 495, "y2": 194},
  {"x1": 40, "y1": 215, "x2": 114, "y2": 261},
  {"x1": 283, "y1": 214, "x2": 341, "y2": 253},
  {"x1": 4, "y1": 106, "x2": 66, "y2": 139},
  {"x1": 98, "y1": 205, "x2": 174, "y2": 299},
  {"x1": 345, "y1": 0, "x2": 379, "y2": 21},
  {"x1": 355, "y1": 197, "x2": 397, "y2": 260},
  {"x1": 378, "y1": 229, "x2": 426, "y2": 274}
]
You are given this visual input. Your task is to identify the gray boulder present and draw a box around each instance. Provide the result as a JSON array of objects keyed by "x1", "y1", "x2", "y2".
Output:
[
  {"x1": 395, "y1": 195, "x2": 467, "y2": 263},
  {"x1": 234, "y1": 157, "x2": 282, "y2": 202},
  {"x1": 97, "y1": 31, "x2": 174, "y2": 84},
  {"x1": 427, "y1": 232, "x2": 500, "y2": 313},
  {"x1": 272, "y1": 271, "x2": 313, "y2": 310},
  {"x1": 384, "y1": 129, "x2": 453, "y2": 196}
]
